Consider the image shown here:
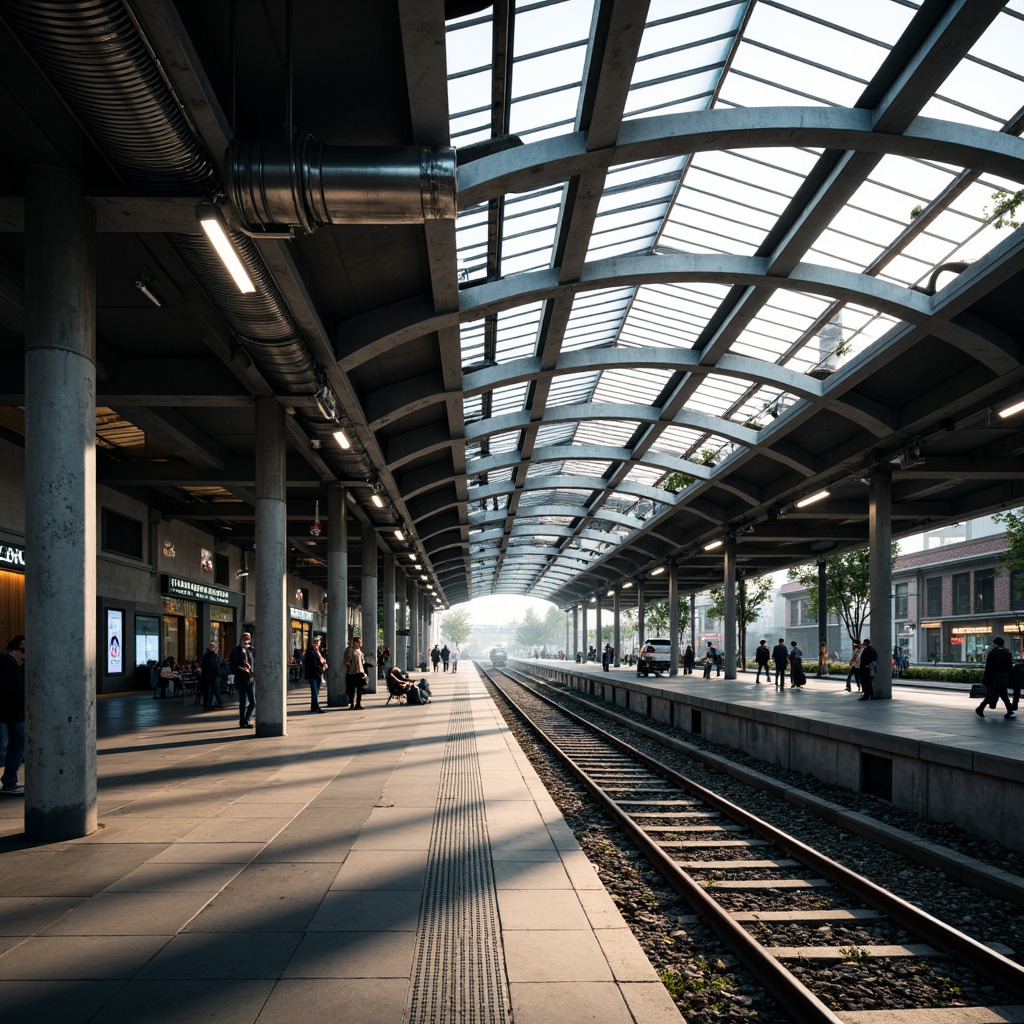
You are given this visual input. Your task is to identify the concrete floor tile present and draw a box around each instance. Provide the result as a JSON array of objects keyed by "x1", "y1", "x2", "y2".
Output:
[
  {"x1": 503, "y1": 930, "x2": 615, "y2": 983},
  {"x1": 491, "y1": 858, "x2": 572, "y2": 889},
  {"x1": 43, "y1": 891, "x2": 213, "y2": 935},
  {"x1": 509, "y1": 981, "x2": 634, "y2": 1023},
  {"x1": 179, "y1": 817, "x2": 294, "y2": 843},
  {"x1": 136, "y1": 931, "x2": 303, "y2": 979},
  {"x1": 329, "y1": 849, "x2": 428, "y2": 890},
  {"x1": 619, "y1": 980, "x2": 688, "y2": 1022},
  {"x1": 559, "y1": 849, "x2": 605, "y2": 890},
  {"x1": 595, "y1": 928, "x2": 663, "y2": 982},
  {"x1": 146, "y1": 842, "x2": 264, "y2": 864},
  {"x1": 576, "y1": 888, "x2": 630, "y2": 930},
  {"x1": 103, "y1": 861, "x2": 243, "y2": 893},
  {"x1": 74, "y1": 818, "x2": 207, "y2": 843},
  {"x1": 283, "y1": 929, "x2": 416, "y2": 977},
  {"x1": 307, "y1": 888, "x2": 422, "y2": 932},
  {"x1": 0, "y1": 980, "x2": 127, "y2": 1023},
  {"x1": 498, "y1": 889, "x2": 589, "y2": 930},
  {"x1": 0, "y1": 934, "x2": 171, "y2": 978},
  {"x1": 256, "y1": 977, "x2": 409, "y2": 1024},
  {"x1": 87, "y1": 978, "x2": 275, "y2": 1024},
  {"x1": 0, "y1": 896, "x2": 86, "y2": 934}
]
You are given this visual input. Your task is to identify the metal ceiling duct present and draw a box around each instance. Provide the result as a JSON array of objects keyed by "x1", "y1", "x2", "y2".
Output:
[{"x1": 229, "y1": 137, "x2": 457, "y2": 233}]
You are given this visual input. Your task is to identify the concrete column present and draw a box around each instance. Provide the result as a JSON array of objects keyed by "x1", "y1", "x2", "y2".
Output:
[
  {"x1": 595, "y1": 596, "x2": 602, "y2": 657},
  {"x1": 724, "y1": 537, "x2": 737, "y2": 680},
  {"x1": 383, "y1": 551, "x2": 396, "y2": 680},
  {"x1": 327, "y1": 484, "x2": 348, "y2": 706},
  {"x1": 869, "y1": 470, "x2": 893, "y2": 699},
  {"x1": 396, "y1": 571, "x2": 408, "y2": 671},
  {"x1": 613, "y1": 588, "x2": 621, "y2": 667},
  {"x1": 637, "y1": 581, "x2": 645, "y2": 650},
  {"x1": 408, "y1": 584, "x2": 419, "y2": 670},
  {"x1": 255, "y1": 397, "x2": 287, "y2": 736},
  {"x1": 581, "y1": 601, "x2": 588, "y2": 660},
  {"x1": 690, "y1": 591, "x2": 697, "y2": 650},
  {"x1": 572, "y1": 606, "x2": 578, "y2": 660},
  {"x1": 24, "y1": 166, "x2": 97, "y2": 840},
  {"x1": 817, "y1": 560, "x2": 828, "y2": 677},
  {"x1": 360, "y1": 525, "x2": 378, "y2": 693},
  {"x1": 668, "y1": 563, "x2": 679, "y2": 677}
]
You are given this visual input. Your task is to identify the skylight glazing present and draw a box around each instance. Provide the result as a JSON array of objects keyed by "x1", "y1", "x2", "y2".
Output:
[
  {"x1": 546, "y1": 370, "x2": 600, "y2": 407},
  {"x1": 619, "y1": 282, "x2": 731, "y2": 348},
  {"x1": 563, "y1": 288, "x2": 635, "y2": 349}
]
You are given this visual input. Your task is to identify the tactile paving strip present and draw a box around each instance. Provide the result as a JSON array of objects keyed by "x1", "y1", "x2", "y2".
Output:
[{"x1": 408, "y1": 679, "x2": 512, "y2": 1024}]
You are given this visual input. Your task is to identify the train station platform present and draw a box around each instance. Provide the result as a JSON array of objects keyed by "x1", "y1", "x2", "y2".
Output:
[
  {"x1": 521, "y1": 658, "x2": 1024, "y2": 853},
  {"x1": 0, "y1": 666, "x2": 680, "y2": 1024}
]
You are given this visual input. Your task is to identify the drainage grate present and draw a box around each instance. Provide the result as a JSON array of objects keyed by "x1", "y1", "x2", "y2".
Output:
[{"x1": 408, "y1": 680, "x2": 512, "y2": 1024}]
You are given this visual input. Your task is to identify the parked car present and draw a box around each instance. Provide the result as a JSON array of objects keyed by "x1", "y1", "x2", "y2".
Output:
[
  {"x1": 637, "y1": 638, "x2": 672, "y2": 676},
  {"x1": 490, "y1": 647, "x2": 508, "y2": 667}
]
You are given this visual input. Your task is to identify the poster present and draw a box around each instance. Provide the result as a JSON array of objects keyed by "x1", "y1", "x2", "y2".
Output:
[{"x1": 107, "y1": 609, "x2": 123, "y2": 674}]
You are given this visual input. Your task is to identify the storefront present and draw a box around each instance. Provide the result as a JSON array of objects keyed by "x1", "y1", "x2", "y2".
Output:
[
  {"x1": 949, "y1": 623, "x2": 992, "y2": 663},
  {"x1": 160, "y1": 575, "x2": 243, "y2": 667},
  {"x1": 0, "y1": 539, "x2": 25, "y2": 645},
  {"x1": 290, "y1": 606, "x2": 314, "y2": 659}
]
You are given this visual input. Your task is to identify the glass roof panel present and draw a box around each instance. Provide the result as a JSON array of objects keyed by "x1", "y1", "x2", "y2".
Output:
[
  {"x1": 490, "y1": 381, "x2": 531, "y2": 417},
  {"x1": 487, "y1": 430, "x2": 523, "y2": 455},
  {"x1": 495, "y1": 302, "x2": 544, "y2": 362},
  {"x1": 592, "y1": 366, "x2": 671, "y2": 406},
  {"x1": 648, "y1": 423, "x2": 717, "y2": 457},
  {"x1": 620, "y1": 282, "x2": 731, "y2": 348},
  {"x1": 535, "y1": 422, "x2": 577, "y2": 447},
  {"x1": 446, "y1": 10, "x2": 492, "y2": 145},
  {"x1": 547, "y1": 370, "x2": 600, "y2": 407},
  {"x1": 563, "y1": 288, "x2": 635, "y2": 350},
  {"x1": 500, "y1": 185, "x2": 563, "y2": 276},
  {"x1": 574, "y1": 418, "x2": 640, "y2": 448}
]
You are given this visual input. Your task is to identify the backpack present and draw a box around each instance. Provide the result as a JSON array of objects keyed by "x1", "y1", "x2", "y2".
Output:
[{"x1": 407, "y1": 684, "x2": 429, "y2": 705}]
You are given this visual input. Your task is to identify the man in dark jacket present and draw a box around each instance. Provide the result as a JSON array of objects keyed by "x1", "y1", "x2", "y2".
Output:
[
  {"x1": 977, "y1": 636, "x2": 1015, "y2": 719},
  {"x1": 858, "y1": 638, "x2": 878, "y2": 700},
  {"x1": 0, "y1": 634, "x2": 25, "y2": 794},
  {"x1": 230, "y1": 632, "x2": 256, "y2": 728},
  {"x1": 754, "y1": 639, "x2": 770, "y2": 683},
  {"x1": 199, "y1": 641, "x2": 223, "y2": 710},
  {"x1": 771, "y1": 639, "x2": 788, "y2": 689}
]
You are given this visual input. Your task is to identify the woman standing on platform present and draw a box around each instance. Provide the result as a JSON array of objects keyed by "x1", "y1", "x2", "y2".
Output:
[
  {"x1": 789, "y1": 641, "x2": 806, "y2": 687},
  {"x1": 683, "y1": 645, "x2": 695, "y2": 674}
]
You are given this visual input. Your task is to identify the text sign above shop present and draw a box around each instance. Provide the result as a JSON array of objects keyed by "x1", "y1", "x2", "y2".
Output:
[
  {"x1": 0, "y1": 541, "x2": 26, "y2": 569},
  {"x1": 290, "y1": 606, "x2": 314, "y2": 622},
  {"x1": 162, "y1": 575, "x2": 230, "y2": 604}
]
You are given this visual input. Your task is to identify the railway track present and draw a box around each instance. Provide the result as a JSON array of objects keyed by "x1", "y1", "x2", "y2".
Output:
[{"x1": 484, "y1": 663, "x2": 1024, "y2": 1023}]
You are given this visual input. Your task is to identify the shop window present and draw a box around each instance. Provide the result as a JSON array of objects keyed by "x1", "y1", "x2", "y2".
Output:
[
  {"x1": 952, "y1": 573, "x2": 970, "y2": 615},
  {"x1": 894, "y1": 583, "x2": 908, "y2": 619},
  {"x1": 215, "y1": 553, "x2": 229, "y2": 586},
  {"x1": 925, "y1": 577, "x2": 942, "y2": 617},
  {"x1": 974, "y1": 569, "x2": 995, "y2": 614},
  {"x1": 102, "y1": 508, "x2": 143, "y2": 559}
]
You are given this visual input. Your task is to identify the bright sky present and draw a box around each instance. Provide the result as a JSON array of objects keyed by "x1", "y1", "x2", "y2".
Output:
[{"x1": 449, "y1": 594, "x2": 558, "y2": 627}]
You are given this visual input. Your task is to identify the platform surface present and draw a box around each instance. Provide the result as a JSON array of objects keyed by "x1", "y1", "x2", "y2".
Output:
[{"x1": 0, "y1": 666, "x2": 682, "y2": 1024}]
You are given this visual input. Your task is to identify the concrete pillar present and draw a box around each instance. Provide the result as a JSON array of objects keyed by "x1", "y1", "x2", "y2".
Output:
[
  {"x1": 690, "y1": 590, "x2": 697, "y2": 650},
  {"x1": 327, "y1": 485, "x2": 348, "y2": 706},
  {"x1": 817, "y1": 560, "x2": 828, "y2": 677},
  {"x1": 572, "y1": 606, "x2": 578, "y2": 660},
  {"x1": 360, "y1": 525, "x2": 378, "y2": 693},
  {"x1": 668, "y1": 563, "x2": 679, "y2": 677},
  {"x1": 255, "y1": 397, "x2": 287, "y2": 736},
  {"x1": 581, "y1": 601, "x2": 589, "y2": 660},
  {"x1": 595, "y1": 596, "x2": 602, "y2": 657},
  {"x1": 383, "y1": 551, "x2": 396, "y2": 680},
  {"x1": 724, "y1": 537, "x2": 737, "y2": 680},
  {"x1": 613, "y1": 588, "x2": 621, "y2": 667},
  {"x1": 408, "y1": 584, "x2": 419, "y2": 670},
  {"x1": 869, "y1": 470, "x2": 893, "y2": 698},
  {"x1": 637, "y1": 581, "x2": 645, "y2": 650},
  {"x1": 24, "y1": 165, "x2": 97, "y2": 840},
  {"x1": 396, "y1": 570, "x2": 408, "y2": 671}
]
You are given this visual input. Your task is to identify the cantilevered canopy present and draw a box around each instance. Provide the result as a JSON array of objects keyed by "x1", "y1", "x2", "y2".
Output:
[{"x1": 2, "y1": 0, "x2": 1024, "y2": 609}]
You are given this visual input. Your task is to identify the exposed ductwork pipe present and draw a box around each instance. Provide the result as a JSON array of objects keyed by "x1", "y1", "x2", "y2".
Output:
[{"x1": 228, "y1": 137, "x2": 457, "y2": 234}]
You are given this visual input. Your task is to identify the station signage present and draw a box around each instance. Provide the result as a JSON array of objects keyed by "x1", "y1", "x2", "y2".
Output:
[
  {"x1": 951, "y1": 625, "x2": 990, "y2": 635},
  {"x1": 290, "y1": 606, "x2": 314, "y2": 622},
  {"x1": 918, "y1": 621, "x2": 941, "y2": 629},
  {"x1": 0, "y1": 540, "x2": 26, "y2": 570},
  {"x1": 161, "y1": 575, "x2": 230, "y2": 604}
]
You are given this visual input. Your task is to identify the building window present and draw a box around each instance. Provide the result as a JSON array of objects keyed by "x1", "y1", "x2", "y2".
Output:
[
  {"x1": 215, "y1": 553, "x2": 229, "y2": 586},
  {"x1": 101, "y1": 508, "x2": 143, "y2": 560},
  {"x1": 974, "y1": 568, "x2": 995, "y2": 614},
  {"x1": 952, "y1": 573, "x2": 970, "y2": 615},
  {"x1": 926, "y1": 577, "x2": 942, "y2": 617},
  {"x1": 894, "y1": 583, "x2": 908, "y2": 619}
]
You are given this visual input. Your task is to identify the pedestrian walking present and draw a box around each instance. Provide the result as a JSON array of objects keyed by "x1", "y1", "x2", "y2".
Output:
[
  {"x1": 0, "y1": 635, "x2": 25, "y2": 795},
  {"x1": 304, "y1": 635, "x2": 327, "y2": 714},
  {"x1": 229, "y1": 632, "x2": 256, "y2": 728},
  {"x1": 451, "y1": 646, "x2": 459, "y2": 672},
  {"x1": 683, "y1": 645, "x2": 695, "y2": 674},
  {"x1": 199, "y1": 641, "x2": 223, "y2": 709},
  {"x1": 344, "y1": 636, "x2": 368, "y2": 709},
  {"x1": 754, "y1": 639, "x2": 770, "y2": 683},
  {"x1": 771, "y1": 638, "x2": 788, "y2": 688},
  {"x1": 976, "y1": 636, "x2": 1015, "y2": 719},
  {"x1": 846, "y1": 641, "x2": 862, "y2": 692},
  {"x1": 789, "y1": 641, "x2": 806, "y2": 687},
  {"x1": 858, "y1": 638, "x2": 878, "y2": 700}
]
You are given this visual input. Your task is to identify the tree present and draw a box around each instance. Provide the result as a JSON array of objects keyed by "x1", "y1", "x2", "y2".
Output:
[
  {"x1": 543, "y1": 606, "x2": 566, "y2": 649},
  {"x1": 642, "y1": 597, "x2": 691, "y2": 640},
  {"x1": 514, "y1": 608, "x2": 548, "y2": 651},
  {"x1": 661, "y1": 449, "x2": 721, "y2": 493},
  {"x1": 707, "y1": 575, "x2": 774, "y2": 668},
  {"x1": 440, "y1": 607, "x2": 473, "y2": 647},
  {"x1": 987, "y1": 188, "x2": 1024, "y2": 230},
  {"x1": 787, "y1": 543, "x2": 900, "y2": 647}
]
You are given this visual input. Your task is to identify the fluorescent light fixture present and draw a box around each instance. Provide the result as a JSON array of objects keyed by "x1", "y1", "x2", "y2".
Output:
[
  {"x1": 394, "y1": 529, "x2": 404, "y2": 541},
  {"x1": 622, "y1": 581, "x2": 634, "y2": 589},
  {"x1": 408, "y1": 553, "x2": 417, "y2": 560},
  {"x1": 796, "y1": 489, "x2": 830, "y2": 508},
  {"x1": 606, "y1": 589, "x2": 614, "y2": 597},
  {"x1": 371, "y1": 494, "x2": 384, "y2": 508},
  {"x1": 589, "y1": 596, "x2": 596, "y2": 603},
  {"x1": 195, "y1": 204, "x2": 256, "y2": 293},
  {"x1": 420, "y1": 574, "x2": 428, "y2": 580},
  {"x1": 703, "y1": 539, "x2": 723, "y2": 551},
  {"x1": 135, "y1": 279, "x2": 163, "y2": 307},
  {"x1": 332, "y1": 428, "x2": 350, "y2": 449},
  {"x1": 998, "y1": 397, "x2": 1024, "y2": 418},
  {"x1": 651, "y1": 566, "x2": 665, "y2": 576}
]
